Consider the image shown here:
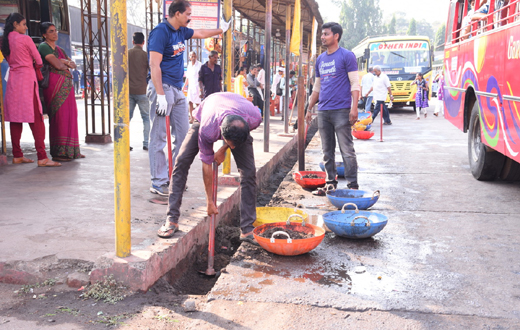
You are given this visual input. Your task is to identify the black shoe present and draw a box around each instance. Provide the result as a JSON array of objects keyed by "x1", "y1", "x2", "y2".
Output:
[
  {"x1": 143, "y1": 146, "x2": 148, "y2": 151},
  {"x1": 130, "y1": 146, "x2": 133, "y2": 151},
  {"x1": 383, "y1": 122, "x2": 392, "y2": 125},
  {"x1": 347, "y1": 181, "x2": 359, "y2": 190}
]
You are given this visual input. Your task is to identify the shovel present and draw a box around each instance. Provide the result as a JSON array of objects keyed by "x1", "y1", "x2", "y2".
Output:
[{"x1": 199, "y1": 161, "x2": 219, "y2": 277}]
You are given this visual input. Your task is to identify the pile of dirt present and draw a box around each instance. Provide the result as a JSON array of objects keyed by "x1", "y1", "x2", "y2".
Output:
[
  {"x1": 259, "y1": 226, "x2": 314, "y2": 240},
  {"x1": 302, "y1": 174, "x2": 321, "y2": 179}
]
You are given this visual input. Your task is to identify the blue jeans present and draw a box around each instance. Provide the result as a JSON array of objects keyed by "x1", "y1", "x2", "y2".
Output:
[
  {"x1": 318, "y1": 108, "x2": 358, "y2": 185},
  {"x1": 372, "y1": 101, "x2": 391, "y2": 124},
  {"x1": 147, "y1": 81, "x2": 190, "y2": 187},
  {"x1": 129, "y1": 94, "x2": 150, "y2": 148},
  {"x1": 364, "y1": 96, "x2": 373, "y2": 111}
]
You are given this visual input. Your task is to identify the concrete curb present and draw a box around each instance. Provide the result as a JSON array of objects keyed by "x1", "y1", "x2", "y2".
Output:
[{"x1": 89, "y1": 132, "x2": 300, "y2": 291}]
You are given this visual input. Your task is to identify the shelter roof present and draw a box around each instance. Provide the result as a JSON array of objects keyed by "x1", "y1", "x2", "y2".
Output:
[{"x1": 233, "y1": 0, "x2": 323, "y2": 49}]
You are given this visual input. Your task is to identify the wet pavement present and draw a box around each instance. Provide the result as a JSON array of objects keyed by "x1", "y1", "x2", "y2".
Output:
[{"x1": 188, "y1": 107, "x2": 520, "y2": 329}]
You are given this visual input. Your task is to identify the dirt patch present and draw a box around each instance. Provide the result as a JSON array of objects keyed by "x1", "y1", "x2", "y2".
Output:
[
  {"x1": 166, "y1": 225, "x2": 241, "y2": 296},
  {"x1": 302, "y1": 174, "x2": 321, "y2": 179},
  {"x1": 259, "y1": 227, "x2": 314, "y2": 240}
]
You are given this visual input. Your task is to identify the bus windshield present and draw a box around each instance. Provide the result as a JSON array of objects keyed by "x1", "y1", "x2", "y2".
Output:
[{"x1": 369, "y1": 40, "x2": 431, "y2": 75}]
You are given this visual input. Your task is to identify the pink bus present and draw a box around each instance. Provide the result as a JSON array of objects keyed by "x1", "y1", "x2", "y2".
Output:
[{"x1": 444, "y1": 0, "x2": 520, "y2": 181}]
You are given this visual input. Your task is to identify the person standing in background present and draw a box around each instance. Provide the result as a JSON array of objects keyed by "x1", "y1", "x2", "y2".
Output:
[
  {"x1": 361, "y1": 67, "x2": 374, "y2": 111},
  {"x1": 234, "y1": 66, "x2": 249, "y2": 98},
  {"x1": 271, "y1": 67, "x2": 283, "y2": 115},
  {"x1": 364, "y1": 65, "x2": 393, "y2": 125},
  {"x1": 128, "y1": 31, "x2": 150, "y2": 151},
  {"x1": 433, "y1": 72, "x2": 444, "y2": 117},
  {"x1": 184, "y1": 51, "x2": 202, "y2": 123},
  {"x1": 256, "y1": 63, "x2": 265, "y2": 103},
  {"x1": 247, "y1": 65, "x2": 263, "y2": 116},
  {"x1": 147, "y1": 0, "x2": 232, "y2": 196},
  {"x1": 199, "y1": 50, "x2": 222, "y2": 101},
  {"x1": 72, "y1": 68, "x2": 80, "y2": 94},
  {"x1": 305, "y1": 22, "x2": 361, "y2": 194},
  {"x1": 1, "y1": 13, "x2": 61, "y2": 167},
  {"x1": 411, "y1": 73, "x2": 429, "y2": 119}
]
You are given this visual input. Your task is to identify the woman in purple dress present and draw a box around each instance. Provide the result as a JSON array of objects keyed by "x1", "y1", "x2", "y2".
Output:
[{"x1": 412, "y1": 73, "x2": 429, "y2": 120}]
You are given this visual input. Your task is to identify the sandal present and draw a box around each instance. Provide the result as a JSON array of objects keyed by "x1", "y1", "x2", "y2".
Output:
[
  {"x1": 37, "y1": 159, "x2": 62, "y2": 167},
  {"x1": 79, "y1": 154, "x2": 86, "y2": 158},
  {"x1": 12, "y1": 157, "x2": 34, "y2": 164},
  {"x1": 239, "y1": 233, "x2": 259, "y2": 246},
  {"x1": 157, "y1": 223, "x2": 179, "y2": 238},
  {"x1": 52, "y1": 157, "x2": 73, "y2": 162},
  {"x1": 433, "y1": 113, "x2": 438, "y2": 117},
  {"x1": 312, "y1": 183, "x2": 336, "y2": 196}
]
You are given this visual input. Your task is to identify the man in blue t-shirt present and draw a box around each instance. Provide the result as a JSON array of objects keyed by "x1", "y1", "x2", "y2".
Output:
[
  {"x1": 306, "y1": 22, "x2": 361, "y2": 194},
  {"x1": 147, "y1": 0, "x2": 232, "y2": 196}
]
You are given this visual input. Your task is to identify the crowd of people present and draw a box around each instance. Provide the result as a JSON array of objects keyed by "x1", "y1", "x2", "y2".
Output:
[{"x1": 2, "y1": 0, "x2": 445, "y2": 245}]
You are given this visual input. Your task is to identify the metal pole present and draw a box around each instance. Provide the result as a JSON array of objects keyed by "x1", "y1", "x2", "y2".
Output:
[
  {"x1": 263, "y1": 0, "x2": 272, "y2": 152},
  {"x1": 110, "y1": 0, "x2": 131, "y2": 257},
  {"x1": 284, "y1": 5, "x2": 291, "y2": 133},
  {"x1": 297, "y1": 25, "x2": 305, "y2": 171},
  {"x1": 222, "y1": 0, "x2": 233, "y2": 174}
]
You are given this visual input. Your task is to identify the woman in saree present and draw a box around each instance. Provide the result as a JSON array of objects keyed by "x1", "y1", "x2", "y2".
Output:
[
  {"x1": 1, "y1": 13, "x2": 60, "y2": 167},
  {"x1": 38, "y1": 22, "x2": 84, "y2": 161}
]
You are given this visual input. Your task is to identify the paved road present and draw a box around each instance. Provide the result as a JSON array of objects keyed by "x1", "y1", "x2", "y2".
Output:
[{"x1": 187, "y1": 106, "x2": 520, "y2": 329}]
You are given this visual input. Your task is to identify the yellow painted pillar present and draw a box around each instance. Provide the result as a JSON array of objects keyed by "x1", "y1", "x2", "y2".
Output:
[
  {"x1": 110, "y1": 0, "x2": 131, "y2": 257},
  {"x1": 222, "y1": 0, "x2": 232, "y2": 174}
]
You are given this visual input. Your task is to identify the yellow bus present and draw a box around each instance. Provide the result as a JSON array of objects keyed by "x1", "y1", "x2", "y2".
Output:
[{"x1": 352, "y1": 36, "x2": 434, "y2": 111}]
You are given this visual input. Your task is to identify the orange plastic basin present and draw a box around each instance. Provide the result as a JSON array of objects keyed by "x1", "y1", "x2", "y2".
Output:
[
  {"x1": 352, "y1": 130, "x2": 375, "y2": 140},
  {"x1": 293, "y1": 171, "x2": 327, "y2": 190},
  {"x1": 253, "y1": 222, "x2": 326, "y2": 256}
]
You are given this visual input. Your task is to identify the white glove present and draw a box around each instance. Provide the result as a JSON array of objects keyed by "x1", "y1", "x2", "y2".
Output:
[
  {"x1": 156, "y1": 94, "x2": 168, "y2": 116},
  {"x1": 220, "y1": 15, "x2": 233, "y2": 33}
]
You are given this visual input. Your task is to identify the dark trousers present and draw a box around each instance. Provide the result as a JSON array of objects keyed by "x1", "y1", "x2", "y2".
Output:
[
  {"x1": 318, "y1": 108, "x2": 358, "y2": 185},
  {"x1": 166, "y1": 122, "x2": 257, "y2": 234},
  {"x1": 372, "y1": 101, "x2": 391, "y2": 124},
  {"x1": 249, "y1": 88, "x2": 264, "y2": 116},
  {"x1": 10, "y1": 93, "x2": 48, "y2": 160}
]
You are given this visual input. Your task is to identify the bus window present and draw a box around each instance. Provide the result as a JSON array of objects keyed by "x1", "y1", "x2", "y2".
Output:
[
  {"x1": 50, "y1": 0, "x2": 69, "y2": 32},
  {"x1": 0, "y1": 0, "x2": 19, "y2": 23},
  {"x1": 27, "y1": 0, "x2": 41, "y2": 38},
  {"x1": 515, "y1": 1, "x2": 520, "y2": 21}
]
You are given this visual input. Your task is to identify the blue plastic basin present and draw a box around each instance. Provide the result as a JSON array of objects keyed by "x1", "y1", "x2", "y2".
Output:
[
  {"x1": 326, "y1": 189, "x2": 380, "y2": 210},
  {"x1": 319, "y1": 162, "x2": 345, "y2": 177},
  {"x1": 323, "y1": 207, "x2": 388, "y2": 239}
]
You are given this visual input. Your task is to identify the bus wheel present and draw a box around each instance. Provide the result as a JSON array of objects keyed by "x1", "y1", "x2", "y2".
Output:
[
  {"x1": 500, "y1": 157, "x2": 520, "y2": 181},
  {"x1": 468, "y1": 102, "x2": 505, "y2": 181}
]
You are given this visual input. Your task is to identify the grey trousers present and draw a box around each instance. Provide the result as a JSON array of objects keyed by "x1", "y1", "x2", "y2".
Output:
[
  {"x1": 147, "y1": 81, "x2": 189, "y2": 187},
  {"x1": 318, "y1": 108, "x2": 358, "y2": 185},
  {"x1": 166, "y1": 123, "x2": 257, "y2": 234}
]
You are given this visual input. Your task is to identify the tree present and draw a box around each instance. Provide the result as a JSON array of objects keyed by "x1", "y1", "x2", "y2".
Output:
[
  {"x1": 435, "y1": 23, "x2": 446, "y2": 48},
  {"x1": 388, "y1": 14, "x2": 396, "y2": 35},
  {"x1": 407, "y1": 18, "x2": 417, "y2": 36},
  {"x1": 416, "y1": 19, "x2": 434, "y2": 41},
  {"x1": 338, "y1": 0, "x2": 384, "y2": 50}
]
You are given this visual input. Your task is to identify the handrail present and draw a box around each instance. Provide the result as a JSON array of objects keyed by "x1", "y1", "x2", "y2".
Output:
[{"x1": 451, "y1": 0, "x2": 520, "y2": 44}]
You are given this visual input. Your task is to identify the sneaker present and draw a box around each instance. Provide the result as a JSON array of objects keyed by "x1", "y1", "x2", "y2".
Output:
[
  {"x1": 143, "y1": 146, "x2": 148, "y2": 151},
  {"x1": 150, "y1": 184, "x2": 169, "y2": 196},
  {"x1": 383, "y1": 122, "x2": 392, "y2": 125},
  {"x1": 347, "y1": 181, "x2": 359, "y2": 190}
]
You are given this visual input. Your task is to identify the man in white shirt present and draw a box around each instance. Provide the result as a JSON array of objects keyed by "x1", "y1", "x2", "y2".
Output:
[
  {"x1": 361, "y1": 67, "x2": 375, "y2": 111},
  {"x1": 364, "y1": 65, "x2": 394, "y2": 125},
  {"x1": 271, "y1": 67, "x2": 283, "y2": 114},
  {"x1": 256, "y1": 64, "x2": 265, "y2": 101},
  {"x1": 183, "y1": 51, "x2": 202, "y2": 123}
]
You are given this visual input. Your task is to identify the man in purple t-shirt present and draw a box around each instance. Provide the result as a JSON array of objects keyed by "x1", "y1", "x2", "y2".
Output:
[
  {"x1": 157, "y1": 92, "x2": 262, "y2": 245},
  {"x1": 306, "y1": 22, "x2": 361, "y2": 193}
]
